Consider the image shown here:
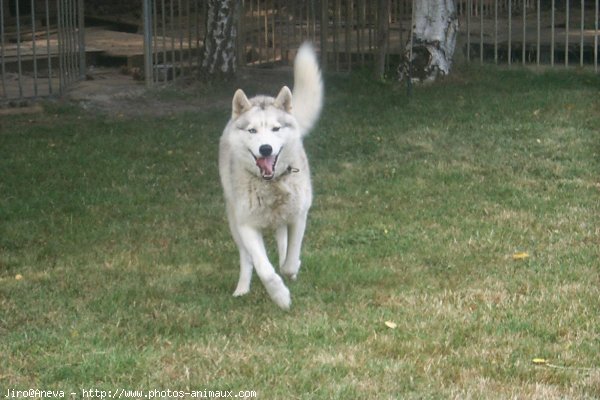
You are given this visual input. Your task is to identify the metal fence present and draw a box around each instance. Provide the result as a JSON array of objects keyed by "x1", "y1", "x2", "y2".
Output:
[
  {"x1": 142, "y1": 0, "x2": 206, "y2": 85},
  {"x1": 3, "y1": 1, "x2": 597, "y2": 99},
  {"x1": 140, "y1": 0, "x2": 598, "y2": 85},
  {"x1": 139, "y1": 0, "x2": 409, "y2": 82},
  {"x1": 0, "y1": 0, "x2": 85, "y2": 103},
  {"x1": 463, "y1": 0, "x2": 599, "y2": 69}
]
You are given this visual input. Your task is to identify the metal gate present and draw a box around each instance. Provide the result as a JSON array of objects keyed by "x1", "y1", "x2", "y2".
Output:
[{"x1": 0, "y1": 0, "x2": 85, "y2": 103}]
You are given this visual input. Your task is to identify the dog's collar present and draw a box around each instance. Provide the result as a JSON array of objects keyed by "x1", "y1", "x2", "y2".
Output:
[{"x1": 284, "y1": 166, "x2": 300, "y2": 175}]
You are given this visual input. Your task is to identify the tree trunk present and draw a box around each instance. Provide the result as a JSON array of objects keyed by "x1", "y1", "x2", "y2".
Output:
[
  {"x1": 398, "y1": 0, "x2": 458, "y2": 83},
  {"x1": 201, "y1": 0, "x2": 239, "y2": 79}
]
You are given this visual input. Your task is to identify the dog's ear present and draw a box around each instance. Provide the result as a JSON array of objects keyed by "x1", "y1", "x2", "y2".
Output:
[
  {"x1": 274, "y1": 86, "x2": 293, "y2": 113},
  {"x1": 232, "y1": 89, "x2": 252, "y2": 118}
]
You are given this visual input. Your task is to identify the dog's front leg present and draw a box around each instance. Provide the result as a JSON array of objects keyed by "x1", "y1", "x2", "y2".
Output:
[
  {"x1": 237, "y1": 225, "x2": 291, "y2": 310},
  {"x1": 280, "y1": 212, "x2": 308, "y2": 281},
  {"x1": 233, "y1": 247, "x2": 253, "y2": 297},
  {"x1": 228, "y1": 220, "x2": 253, "y2": 297}
]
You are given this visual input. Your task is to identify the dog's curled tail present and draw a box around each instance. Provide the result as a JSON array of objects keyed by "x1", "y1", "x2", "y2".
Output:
[{"x1": 292, "y1": 42, "x2": 323, "y2": 136}]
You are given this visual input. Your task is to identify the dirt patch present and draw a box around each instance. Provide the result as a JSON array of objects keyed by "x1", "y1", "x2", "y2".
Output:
[{"x1": 65, "y1": 66, "x2": 295, "y2": 117}]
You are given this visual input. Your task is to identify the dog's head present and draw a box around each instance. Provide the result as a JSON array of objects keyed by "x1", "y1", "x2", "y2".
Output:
[{"x1": 229, "y1": 87, "x2": 299, "y2": 181}]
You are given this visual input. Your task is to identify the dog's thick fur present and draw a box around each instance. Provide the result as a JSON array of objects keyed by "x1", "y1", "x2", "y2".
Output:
[{"x1": 218, "y1": 43, "x2": 323, "y2": 309}]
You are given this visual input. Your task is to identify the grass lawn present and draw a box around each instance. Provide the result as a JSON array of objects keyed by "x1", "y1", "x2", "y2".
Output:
[{"x1": 1, "y1": 66, "x2": 599, "y2": 399}]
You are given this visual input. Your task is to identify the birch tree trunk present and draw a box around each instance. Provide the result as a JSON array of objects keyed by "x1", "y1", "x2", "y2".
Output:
[
  {"x1": 398, "y1": 0, "x2": 458, "y2": 83},
  {"x1": 201, "y1": 0, "x2": 239, "y2": 79}
]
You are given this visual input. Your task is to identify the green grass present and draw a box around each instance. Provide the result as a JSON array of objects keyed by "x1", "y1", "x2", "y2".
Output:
[{"x1": 1, "y1": 66, "x2": 599, "y2": 399}]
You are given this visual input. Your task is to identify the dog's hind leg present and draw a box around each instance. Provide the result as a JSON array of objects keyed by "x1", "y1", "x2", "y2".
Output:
[
  {"x1": 237, "y1": 225, "x2": 291, "y2": 310},
  {"x1": 280, "y1": 212, "x2": 308, "y2": 281},
  {"x1": 275, "y1": 225, "x2": 288, "y2": 270}
]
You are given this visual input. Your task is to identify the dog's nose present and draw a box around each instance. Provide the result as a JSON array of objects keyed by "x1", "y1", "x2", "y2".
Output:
[{"x1": 259, "y1": 144, "x2": 273, "y2": 157}]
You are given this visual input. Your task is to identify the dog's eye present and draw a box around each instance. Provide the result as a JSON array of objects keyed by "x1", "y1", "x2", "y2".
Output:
[
  {"x1": 272, "y1": 126, "x2": 280, "y2": 132},
  {"x1": 248, "y1": 128, "x2": 257, "y2": 134}
]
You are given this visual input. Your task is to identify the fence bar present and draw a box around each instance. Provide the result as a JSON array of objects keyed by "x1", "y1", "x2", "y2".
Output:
[
  {"x1": 278, "y1": 0, "x2": 284, "y2": 63},
  {"x1": 187, "y1": 0, "x2": 192, "y2": 73},
  {"x1": 152, "y1": 0, "x2": 158, "y2": 82},
  {"x1": 65, "y1": 0, "x2": 71, "y2": 89},
  {"x1": 291, "y1": 0, "x2": 297, "y2": 46},
  {"x1": 74, "y1": 0, "x2": 80, "y2": 80},
  {"x1": 169, "y1": 0, "x2": 176, "y2": 81},
  {"x1": 305, "y1": 2, "x2": 314, "y2": 38},
  {"x1": 70, "y1": 0, "x2": 76, "y2": 83},
  {"x1": 57, "y1": 0, "x2": 63, "y2": 93},
  {"x1": 178, "y1": 0, "x2": 183, "y2": 76},
  {"x1": 320, "y1": 0, "x2": 328, "y2": 71},
  {"x1": 16, "y1": 0, "x2": 24, "y2": 98},
  {"x1": 32, "y1": 0, "x2": 39, "y2": 96},
  {"x1": 67, "y1": 0, "x2": 75, "y2": 89},
  {"x1": 45, "y1": 0, "x2": 53, "y2": 94},
  {"x1": 199, "y1": 0, "x2": 204, "y2": 66},
  {"x1": 63, "y1": 0, "x2": 68, "y2": 85},
  {"x1": 480, "y1": 0, "x2": 483, "y2": 64},
  {"x1": 72, "y1": 0, "x2": 77, "y2": 82},
  {"x1": 161, "y1": 0, "x2": 167, "y2": 82},
  {"x1": 65, "y1": 0, "x2": 70, "y2": 84},
  {"x1": 580, "y1": 0, "x2": 584, "y2": 67},
  {"x1": 565, "y1": 0, "x2": 569, "y2": 67},
  {"x1": 508, "y1": 0, "x2": 511, "y2": 66},
  {"x1": 551, "y1": 0, "x2": 555, "y2": 66},
  {"x1": 270, "y1": 0, "x2": 275, "y2": 62},
  {"x1": 273, "y1": 0, "x2": 277, "y2": 59},
  {"x1": 67, "y1": 0, "x2": 74, "y2": 85},
  {"x1": 0, "y1": 0, "x2": 6, "y2": 98},
  {"x1": 358, "y1": 0, "x2": 365, "y2": 66},
  {"x1": 78, "y1": 0, "x2": 86, "y2": 79},
  {"x1": 334, "y1": 0, "x2": 339, "y2": 71},
  {"x1": 594, "y1": 0, "x2": 598, "y2": 73},
  {"x1": 257, "y1": 0, "x2": 262, "y2": 64},
  {"x1": 284, "y1": 0, "x2": 290, "y2": 62},
  {"x1": 311, "y1": 0, "x2": 316, "y2": 41},
  {"x1": 466, "y1": 0, "x2": 471, "y2": 61},
  {"x1": 494, "y1": 0, "x2": 498, "y2": 63},
  {"x1": 536, "y1": 0, "x2": 540, "y2": 66},
  {"x1": 143, "y1": 0, "x2": 153, "y2": 86},
  {"x1": 67, "y1": 0, "x2": 73, "y2": 87},
  {"x1": 346, "y1": 0, "x2": 352, "y2": 71},
  {"x1": 522, "y1": 0, "x2": 526, "y2": 65},
  {"x1": 177, "y1": 0, "x2": 185, "y2": 77},
  {"x1": 367, "y1": 1, "x2": 372, "y2": 54}
]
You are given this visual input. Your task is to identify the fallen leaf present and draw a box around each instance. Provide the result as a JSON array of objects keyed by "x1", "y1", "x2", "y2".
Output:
[
  {"x1": 532, "y1": 358, "x2": 548, "y2": 365},
  {"x1": 384, "y1": 321, "x2": 397, "y2": 329},
  {"x1": 513, "y1": 252, "x2": 529, "y2": 261}
]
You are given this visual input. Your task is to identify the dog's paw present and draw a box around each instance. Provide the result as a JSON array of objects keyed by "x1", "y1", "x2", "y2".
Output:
[
  {"x1": 271, "y1": 286, "x2": 291, "y2": 310},
  {"x1": 232, "y1": 290, "x2": 248, "y2": 297},
  {"x1": 281, "y1": 260, "x2": 301, "y2": 281},
  {"x1": 283, "y1": 272, "x2": 298, "y2": 281},
  {"x1": 264, "y1": 275, "x2": 291, "y2": 310},
  {"x1": 232, "y1": 282, "x2": 250, "y2": 297}
]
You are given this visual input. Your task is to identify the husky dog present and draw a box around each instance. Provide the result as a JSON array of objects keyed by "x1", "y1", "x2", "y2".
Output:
[{"x1": 218, "y1": 43, "x2": 323, "y2": 310}]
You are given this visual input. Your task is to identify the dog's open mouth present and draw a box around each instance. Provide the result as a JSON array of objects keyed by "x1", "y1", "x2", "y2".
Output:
[{"x1": 254, "y1": 154, "x2": 278, "y2": 180}]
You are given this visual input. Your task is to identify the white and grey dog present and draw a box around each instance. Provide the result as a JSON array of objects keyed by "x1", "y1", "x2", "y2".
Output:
[{"x1": 218, "y1": 43, "x2": 323, "y2": 310}]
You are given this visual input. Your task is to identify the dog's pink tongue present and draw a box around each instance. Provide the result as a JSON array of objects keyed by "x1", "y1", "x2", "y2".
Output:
[{"x1": 256, "y1": 156, "x2": 275, "y2": 176}]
